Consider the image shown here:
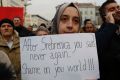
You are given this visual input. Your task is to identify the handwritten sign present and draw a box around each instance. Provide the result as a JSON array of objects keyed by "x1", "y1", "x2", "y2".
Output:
[{"x1": 20, "y1": 33, "x2": 99, "y2": 80}]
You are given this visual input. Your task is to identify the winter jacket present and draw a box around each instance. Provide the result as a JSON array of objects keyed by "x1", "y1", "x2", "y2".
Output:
[
  {"x1": 0, "y1": 32, "x2": 21, "y2": 80},
  {"x1": 95, "y1": 23, "x2": 119, "y2": 80}
]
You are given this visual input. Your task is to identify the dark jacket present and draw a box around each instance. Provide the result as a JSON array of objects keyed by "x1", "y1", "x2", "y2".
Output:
[
  {"x1": 95, "y1": 23, "x2": 119, "y2": 80},
  {"x1": 15, "y1": 25, "x2": 35, "y2": 37},
  {"x1": 0, "y1": 51, "x2": 16, "y2": 80}
]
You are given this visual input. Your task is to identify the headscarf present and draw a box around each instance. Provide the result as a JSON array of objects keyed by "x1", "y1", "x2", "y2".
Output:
[{"x1": 51, "y1": 2, "x2": 82, "y2": 34}]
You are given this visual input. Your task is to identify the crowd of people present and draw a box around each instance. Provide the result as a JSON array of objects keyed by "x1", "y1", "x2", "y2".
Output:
[{"x1": 0, "y1": 0, "x2": 120, "y2": 80}]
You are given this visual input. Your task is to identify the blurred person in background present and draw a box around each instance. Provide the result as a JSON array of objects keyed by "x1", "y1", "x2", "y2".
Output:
[
  {"x1": 13, "y1": 17, "x2": 35, "y2": 37},
  {"x1": 35, "y1": 26, "x2": 49, "y2": 36},
  {"x1": 0, "y1": 18, "x2": 21, "y2": 80},
  {"x1": 82, "y1": 19, "x2": 97, "y2": 33}
]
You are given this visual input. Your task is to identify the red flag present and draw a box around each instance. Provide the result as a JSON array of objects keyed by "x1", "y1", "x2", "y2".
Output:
[{"x1": 0, "y1": 7, "x2": 24, "y2": 25}]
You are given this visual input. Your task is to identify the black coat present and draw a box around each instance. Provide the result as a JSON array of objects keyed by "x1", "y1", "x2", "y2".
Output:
[
  {"x1": 95, "y1": 23, "x2": 119, "y2": 80},
  {"x1": 0, "y1": 51, "x2": 16, "y2": 80},
  {"x1": 14, "y1": 25, "x2": 35, "y2": 37},
  {"x1": 0, "y1": 63, "x2": 16, "y2": 80}
]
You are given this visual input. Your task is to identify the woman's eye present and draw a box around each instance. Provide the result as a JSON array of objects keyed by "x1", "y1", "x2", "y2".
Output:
[{"x1": 61, "y1": 17, "x2": 68, "y2": 21}]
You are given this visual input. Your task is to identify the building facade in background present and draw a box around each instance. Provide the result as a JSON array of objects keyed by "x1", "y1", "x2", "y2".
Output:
[
  {"x1": 75, "y1": 3, "x2": 96, "y2": 25},
  {"x1": 25, "y1": 14, "x2": 51, "y2": 31},
  {"x1": 31, "y1": 15, "x2": 51, "y2": 31},
  {"x1": 95, "y1": 6, "x2": 102, "y2": 27},
  {"x1": 0, "y1": 0, "x2": 23, "y2": 7}
]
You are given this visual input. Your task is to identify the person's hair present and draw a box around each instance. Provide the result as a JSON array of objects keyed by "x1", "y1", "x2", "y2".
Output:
[
  {"x1": 84, "y1": 19, "x2": 91, "y2": 25},
  {"x1": 13, "y1": 16, "x2": 21, "y2": 20},
  {"x1": 0, "y1": 18, "x2": 14, "y2": 29},
  {"x1": 35, "y1": 26, "x2": 49, "y2": 34},
  {"x1": 99, "y1": 0, "x2": 117, "y2": 22}
]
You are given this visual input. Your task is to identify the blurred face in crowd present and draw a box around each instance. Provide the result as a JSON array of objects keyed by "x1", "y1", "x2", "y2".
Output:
[
  {"x1": 13, "y1": 17, "x2": 21, "y2": 27},
  {"x1": 58, "y1": 6, "x2": 80, "y2": 34},
  {"x1": 84, "y1": 20, "x2": 95, "y2": 32},
  {"x1": 85, "y1": 23, "x2": 94, "y2": 33},
  {"x1": 36, "y1": 31, "x2": 48, "y2": 36},
  {"x1": 0, "y1": 23, "x2": 14, "y2": 37}
]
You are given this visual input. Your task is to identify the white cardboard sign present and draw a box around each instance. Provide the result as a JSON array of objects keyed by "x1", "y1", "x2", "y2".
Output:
[{"x1": 20, "y1": 33, "x2": 99, "y2": 80}]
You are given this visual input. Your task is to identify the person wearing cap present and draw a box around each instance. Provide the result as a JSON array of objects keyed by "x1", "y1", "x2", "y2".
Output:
[{"x1": 0, "y1": 18, "x2": 21, "y2": 80}]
